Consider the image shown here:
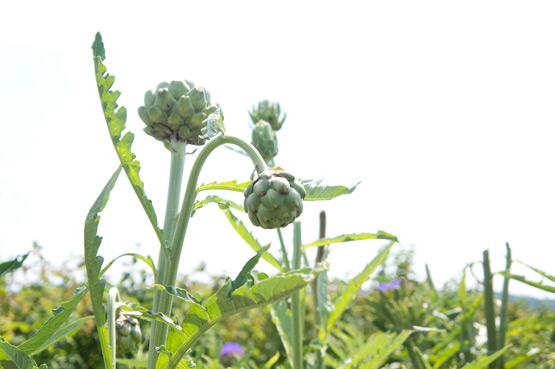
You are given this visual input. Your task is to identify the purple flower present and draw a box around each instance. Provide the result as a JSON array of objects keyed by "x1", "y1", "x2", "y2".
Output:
[
  {"x1": 377, "y1": 279, "x2": 402, "y2": 292},
  {"x1": 220, "y1": 342, "x2": 245, "y2": 358}
]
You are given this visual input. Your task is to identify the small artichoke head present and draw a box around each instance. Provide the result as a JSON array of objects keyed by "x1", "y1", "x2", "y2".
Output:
[
  {"x1": 249, "y1": 100, "x2": 286, "y2": 131},
  {"x1": 115, "y1": 315, "x2": 142, "y2": 354},
  {"x1": 138, "y1": 80, "x2": 223, "y2": 149},
  {"x1": 251, "y1": 120, "x2": 278, "y2": 164},
  {"x1": 244, "y1": 169, "x2": 306, "y2": 229}
]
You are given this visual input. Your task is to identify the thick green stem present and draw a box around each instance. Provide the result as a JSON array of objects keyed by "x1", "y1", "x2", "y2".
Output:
[
  {"x1": 149, "y1": 134, "x2": 267, "y2": 368},
  {"x1": 311, "y1": 211, "x2": 326, "y2": 328},
  {"x1": 482, "y1": 249, "x2": 498, "y2": 369},
  {"x1": 291, "y1": 222, "x2": 304, "y2": 369},
  {"x1": 148, "y1": 140, "x2": 186, "y2": 369},
  {"x1": 498, "y1": 243, "x2": 511, "y2": 369},
  {"x1": 107, "y1": 287, "x2": 120, "y2": 369}
]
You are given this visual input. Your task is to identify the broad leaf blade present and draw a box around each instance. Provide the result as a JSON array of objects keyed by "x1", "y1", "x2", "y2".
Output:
[
  {"x1": 149, "y1": 285, "x2": 204, "y2": 310},
  {"x1": 304, "y1": 182, "x2": 359, "y2": 201},
  {"x1": 92, "y1": 32, "x2": 164, "y2": 248},
  {"x1": 17, "y1": 286, "x2": 89, "y2": 355},
  {"x1": 163, "y1": 264, "x2": 327, "y2": 369},
  {"x1": 460, "y1": 345, "x2": 511, "y2": 369},
  {"x1": 270, "y1": 301, "x2": 294, "y2": 369},
  {"x1": 357, "y1": 331, "x2": 412, "y2": 369},
  {"x1": 327, "y1": 242, "x2": 394, "y2": 331},
  {"x1": 302, "y1": 231, "x2": 398, "y2": 250},
  {"x1": 0, "y1": 340, "x2": 36, "y2": 369},
  {"x1": 509, "y1": 274, "x2": 555, "y2": 293}
]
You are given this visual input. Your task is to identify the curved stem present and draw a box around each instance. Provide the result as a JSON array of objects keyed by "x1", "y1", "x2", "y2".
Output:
[
  {"x1": 148, "y1": 140, "x2": 186, "y2": 369},
  {"x1": 152, "y1": 134, "x2": 267, "y2": 367}
]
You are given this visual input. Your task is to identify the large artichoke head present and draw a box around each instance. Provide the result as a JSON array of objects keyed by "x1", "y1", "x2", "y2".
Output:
[
  {"x1": 138, "y1": 80, "x2": 223, "y2": 148},
  {"x1": 249, "y1": 100, "x2": 286, "y2": 131},
  {"x1": 244, "y1": 169, "x2": 306, "y2": 229},
  {"x1": 252, "y1": 120, "x2": 278, "y2": 164}
]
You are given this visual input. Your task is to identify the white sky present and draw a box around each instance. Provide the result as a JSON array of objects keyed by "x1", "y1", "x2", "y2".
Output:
[{"x1": 1, "y1": 1, "x2": 554, "y2": 299}]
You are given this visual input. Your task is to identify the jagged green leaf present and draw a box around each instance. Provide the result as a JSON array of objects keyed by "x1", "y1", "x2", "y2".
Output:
[
  {"x1": 354, "y1": 331, "x2": 412, "y2": 369},
  {"x1": 162, "y1": 264, "x2": 327, "y2": 369},
  {"x1": 229, "y1": 245, "x2": 270, "y2": 298},
  {"x1": 0, "y1": 339, "x2": 36, "y2": 369},
  {"x1": 196, "y1": 180, "x2": 251, "y2": 193},
  {"x1": 84, "y1": 165, "x2": 121, "y2": 369},
  {"x1": 123, "y1": 311, "x2": 182, "y2": 331},
  {"x1": 92, "y1": 32, "x2": 164, "y2": 248},
  {"x1": 509, "y1": 274, "x2": 555, "y2": 293},
  {"x1": 191, "y1": 195, "x2": 244, "y2": 217},
  {"x1": 303, "y1": 181, "x2": 359, "y2": 201},
  {"x1": 218, "y1": 205, "x2": 283, "y2": 272},
  {"x1": 148, "y1": 285, "x2": 204, "y2": 310},
  {"x1": 517, "y1": 261, "x2": 555, "y2": 283},
  {"x1": 100, "y1": 253, "x2": 156, "y2": 278},
  {"x1": 17, "y1": 286, "x2": 89, "y2": 355},
  {"x1": 460, "y1": 345, "x2": 511, "y2": 369},
  {"x1": 327, "y1": 242, "x2": 394, "y2": 332},
  {"x1": 302, "y1": 231, "x2": 398, "y2": 251},
  {"x1": 0, "y1": 253, "x2": 29, "y2": 279}
]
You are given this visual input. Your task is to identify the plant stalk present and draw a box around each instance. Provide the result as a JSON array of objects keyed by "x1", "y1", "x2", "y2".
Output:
[
  {"x1": 149, "y1": 134, "x2": 267, "y2": 369},
  {"x1": 147, "y1": 140, "x2": 187, "y2": 369},
  {"x1": 107, "y1": 287, "x2": 120, "y2": 369},
  {"x1": 277, "y1": 227, "x2": 291, "y2": 270},
  {"x1": 498, "y1": 243, "x2": 511, "y2": 369},
  {"x1": 291, "y1": 222, "x2": 304, "y2": 369},
  {"x1": 482, "y1": 249, "x2": 498, "y2": 369},
  {"x1": 311, "y1": 211, "x2": 326, "y2": 328}
]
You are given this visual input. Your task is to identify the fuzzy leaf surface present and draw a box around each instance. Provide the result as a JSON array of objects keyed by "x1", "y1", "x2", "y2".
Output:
[
  {"x1": 0, "y1": 340, "x2": 36, "y2": 369},
  {"x1": 303, "y1": 182, "x2": 359, "y2": 201}
]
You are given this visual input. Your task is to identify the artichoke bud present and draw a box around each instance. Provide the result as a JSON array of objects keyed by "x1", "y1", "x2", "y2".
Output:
[
  {"x1": 140, "y1": 80, "x2": 219, "y2": 147},
  {"x1": 168, "y1": 80, "x2": 189, "y2": 99},
  {"x1": 252, "y1": 121, "x2": 278, "y2": 163},
  {"x1": 244, "y1": 169, "x2": 306, "y2": 229},
  {"x1": 115, "y1": 316, "x2": 141, "y2": 354},
  {"x1": 168, "y1": 112, "x2": 184, "y2": 131},
  {"x1": 187, "y1": 87, "x2": 208, "y2": 112},
  {"x1": 138, "y1": 106, "x2": 152, "y2": 125},
  {"x1": 148, "y1": 105, "x2": 168, "y2": 124},
  {"x1": 155, "y1": 88, "x2": 177, "y2": 113},
  {"x1": 175, "y1": 96, "x2": 195, "y2": 120},
  {"x1": 250, "y1": 100, "x2": 286, "y2": 131}
]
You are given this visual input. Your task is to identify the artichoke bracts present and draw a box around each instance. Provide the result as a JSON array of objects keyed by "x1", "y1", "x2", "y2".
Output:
[
  {"x1": 138, "y1": 80, "x2": 222, "y2": 147},
  {"x1": 115, "y1": 315, "x2": 142, "y2": 354},
  {"x1": 251, "y1": 120, "x2": 278, "y2": 164},
  {"x1": 244, "y1": 169, "x2": 306, "y2": 229},
  {"x1": 249, "y1": 100, "x2": 286, "y2": 131}
]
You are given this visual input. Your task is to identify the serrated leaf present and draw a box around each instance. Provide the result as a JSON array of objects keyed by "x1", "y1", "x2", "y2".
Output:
[
  {"x1": 223, "y1": 208, "x2": 284, "y2": 272},
  {"x1": 123, "y1": 311, "x2": 182, "y2": 331},
  {"x1": 17, "y1": 286, "x2": 89, "y2": 356},
  {"x1": 161, "y1": 264, "x2": 327, "y2": 369},
  {"x1": 100, "y1": 253, "x2": 156, "y2": 278},
  {"x1": 196, "y1": 180, "x2": 251, "y2": 193},
  {"x1": 228, "y1": 245, "x2": 270, "y2": 298},
  {"x1": 270, "y1": 301, "x2": 294, "y2": 368},
  {"x1": 327, "y1": 242, "x2": 394, "y2": 332},
  {"x1": 0, "y1": 253, "x2": 29, "y2": 279},
  {"x1": 0, "y1": 339, "x2": 36, "y2": 369},
  {"x1": 302, "y1": 231, "x2": 398, "y2": 251},
  {"x1": 517, "y1": 261, "x2": 555, "y2": 283},
  {"x1": 148, "y1": 284, "x2": 204, "y2": 310},
  {"x1": 191, "y1": 195, "x2": 244, "y2": 217},
  {"x1": 93, "y1": 35, "x2": 164, "y2": 248},
  {"x1": 84, "y1": 166, "x2": 121, "y2": 369},
  {"x1": 509, "y1": 274, "x2": 555, "y2": 293},
  {"x1": 303, "y1": 181, "x2": 359, "y2": 201}
]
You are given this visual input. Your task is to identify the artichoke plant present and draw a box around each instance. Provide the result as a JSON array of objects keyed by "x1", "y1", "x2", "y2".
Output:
[
  {"x1": 138, "y1": 80, "x2": 222, "y2": 148},
  {"x1": 115, "y1": 315, "x2": 142, "y2": 354},
  {"x1": 249, "y1": 100, "x2": 286, "y2": 131},
  {"x1": 244, "y1": 169, "x2": 306, "y2": 229},
  {"x1": 251, "y1": 120, "x2": 278, "y2": 164}
]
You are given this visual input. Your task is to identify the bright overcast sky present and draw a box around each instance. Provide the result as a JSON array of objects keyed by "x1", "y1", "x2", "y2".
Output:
[{"x1": 1, "y1": 1, "x2": 554, "y2": 299}]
